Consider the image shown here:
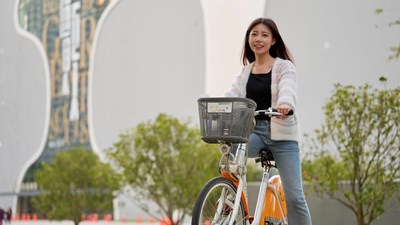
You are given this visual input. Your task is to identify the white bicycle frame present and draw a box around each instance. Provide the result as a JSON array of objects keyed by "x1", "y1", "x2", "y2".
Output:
[{"x1": 220, "y1": 142, "x2": 288, "y2": 225}]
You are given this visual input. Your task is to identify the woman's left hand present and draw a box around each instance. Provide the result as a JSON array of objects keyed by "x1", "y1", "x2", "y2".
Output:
[{"x1": 276, "y1": 104, "x2": 292, "y2": 119}]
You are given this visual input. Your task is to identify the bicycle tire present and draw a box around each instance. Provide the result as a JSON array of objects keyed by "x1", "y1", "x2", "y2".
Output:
[{"x1": 192, "y1": 176, "x2": 246, "y2": 225}]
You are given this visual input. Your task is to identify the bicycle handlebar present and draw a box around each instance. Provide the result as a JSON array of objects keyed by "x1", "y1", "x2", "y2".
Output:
[{"x1": 254, "y1": 107, "x2": 294, "y2": 117}]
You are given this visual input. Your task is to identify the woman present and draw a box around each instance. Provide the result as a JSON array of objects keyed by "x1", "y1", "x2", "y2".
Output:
[{"x1": 224, "y1": 18, "x2": 312, "y2": 225}]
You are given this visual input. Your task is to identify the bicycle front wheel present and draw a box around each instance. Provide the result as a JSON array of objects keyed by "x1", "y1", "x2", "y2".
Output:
[{"x1": 192, "y1": 176, "x2": 246, "y2": 225}]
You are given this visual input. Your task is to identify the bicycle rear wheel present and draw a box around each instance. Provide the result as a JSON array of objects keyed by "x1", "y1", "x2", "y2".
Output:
[{"x1": 192, "y1": 176, "x2": 246, "y2": 225}]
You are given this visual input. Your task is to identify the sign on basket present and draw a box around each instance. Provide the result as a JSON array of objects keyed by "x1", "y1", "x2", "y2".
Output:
[{"x1": 207, "y1": 102, "x2": 233, "y2": 113}]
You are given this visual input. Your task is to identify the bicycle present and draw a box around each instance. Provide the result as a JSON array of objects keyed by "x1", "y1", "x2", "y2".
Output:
[{"x1": 192, "y1": 97, "x2": 291, "y2": 225}]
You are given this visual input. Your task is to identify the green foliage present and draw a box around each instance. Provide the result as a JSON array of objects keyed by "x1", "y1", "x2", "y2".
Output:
[
  {"x1": 375, "y1": 8, "x2": 400, "y2": 61},
  {"x1": 375, "y1": 8, "x2": 383, "y2": 15},
  {"x1": 246, "y1": 161, "x2": 263, "y2": 182},
  {"x1": 302, "y1": 78, "x2": 400, "y2": 225},
  {"x1": 32, "y1": 148, "x2": 121, "y2": 225},
  {"x1": 302, "y1": 152, "x2": 349, "y2": 195},
  {"x1": 107, "y1": 113, "x2": 220, "y2": 225},
  {"x1": 388, "y1": 44, "x2": 400, "y2": 61}
]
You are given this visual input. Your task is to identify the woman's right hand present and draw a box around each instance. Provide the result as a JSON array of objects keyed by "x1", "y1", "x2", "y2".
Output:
[{"x1": 276, "y1": 104, "x2": 292, "y2": 119}]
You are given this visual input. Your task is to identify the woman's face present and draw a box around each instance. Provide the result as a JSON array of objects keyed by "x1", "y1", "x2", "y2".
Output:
[{"x1": 248, "y1": 23, "x2": 275, "y2": 56}]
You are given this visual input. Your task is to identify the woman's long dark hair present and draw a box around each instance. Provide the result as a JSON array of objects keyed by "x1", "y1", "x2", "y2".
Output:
[{"x1": 241, "y1": 18, "x2": 294, "y2": 65}]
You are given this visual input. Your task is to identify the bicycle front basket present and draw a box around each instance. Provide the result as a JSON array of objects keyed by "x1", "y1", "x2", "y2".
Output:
[{"x1": 197, "y1": 97, "x2": 257, "y2": 144}]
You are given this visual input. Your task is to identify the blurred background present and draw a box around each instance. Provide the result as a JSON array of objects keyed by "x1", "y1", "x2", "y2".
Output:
[{"x1": 0, "y1": 0, "x2": 399, "y2": 224}]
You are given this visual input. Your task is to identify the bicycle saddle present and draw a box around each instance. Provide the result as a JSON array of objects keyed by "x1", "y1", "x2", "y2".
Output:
[{"x1": 255, "y1": 149, "x2": 276, "y2": 168}]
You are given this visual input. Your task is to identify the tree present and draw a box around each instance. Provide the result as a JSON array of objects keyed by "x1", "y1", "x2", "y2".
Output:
[
  {"x1": 107, "y1": 113, "x2": 220, "y2": 225},
  {"x1": 302, "y1": 78, "x2": 400, "y2": 225},
  {"x1": 33, "y1": 148, "x2": 121, "y2": 225}
]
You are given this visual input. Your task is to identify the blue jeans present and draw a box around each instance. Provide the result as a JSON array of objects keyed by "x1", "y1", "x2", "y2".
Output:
[{"x1": 246, "y1": 120, "x2": 312, "y2": 225}]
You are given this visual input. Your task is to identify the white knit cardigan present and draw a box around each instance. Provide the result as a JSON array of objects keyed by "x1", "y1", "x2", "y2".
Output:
[{"x1": 223, "y1": 57, "x2": 301, "y2": 142}]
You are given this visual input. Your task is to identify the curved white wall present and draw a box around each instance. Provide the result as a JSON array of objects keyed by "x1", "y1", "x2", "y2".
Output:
[
  {"x1": 200, "y1": 0, "x2": 266, "y2": 96},
  {"x1": 90, "y1": 0, "x2": 206, "y2": 153}
]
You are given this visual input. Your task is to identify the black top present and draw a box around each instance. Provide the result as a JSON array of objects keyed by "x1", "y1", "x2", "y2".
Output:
[{"x1": 246, "y1": 71, "x2": 272, "y2": 120}]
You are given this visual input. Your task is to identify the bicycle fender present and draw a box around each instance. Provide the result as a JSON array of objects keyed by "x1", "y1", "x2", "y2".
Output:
[{"x1": 260, "y1": 175, "x2": 288, "y2": 223}]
